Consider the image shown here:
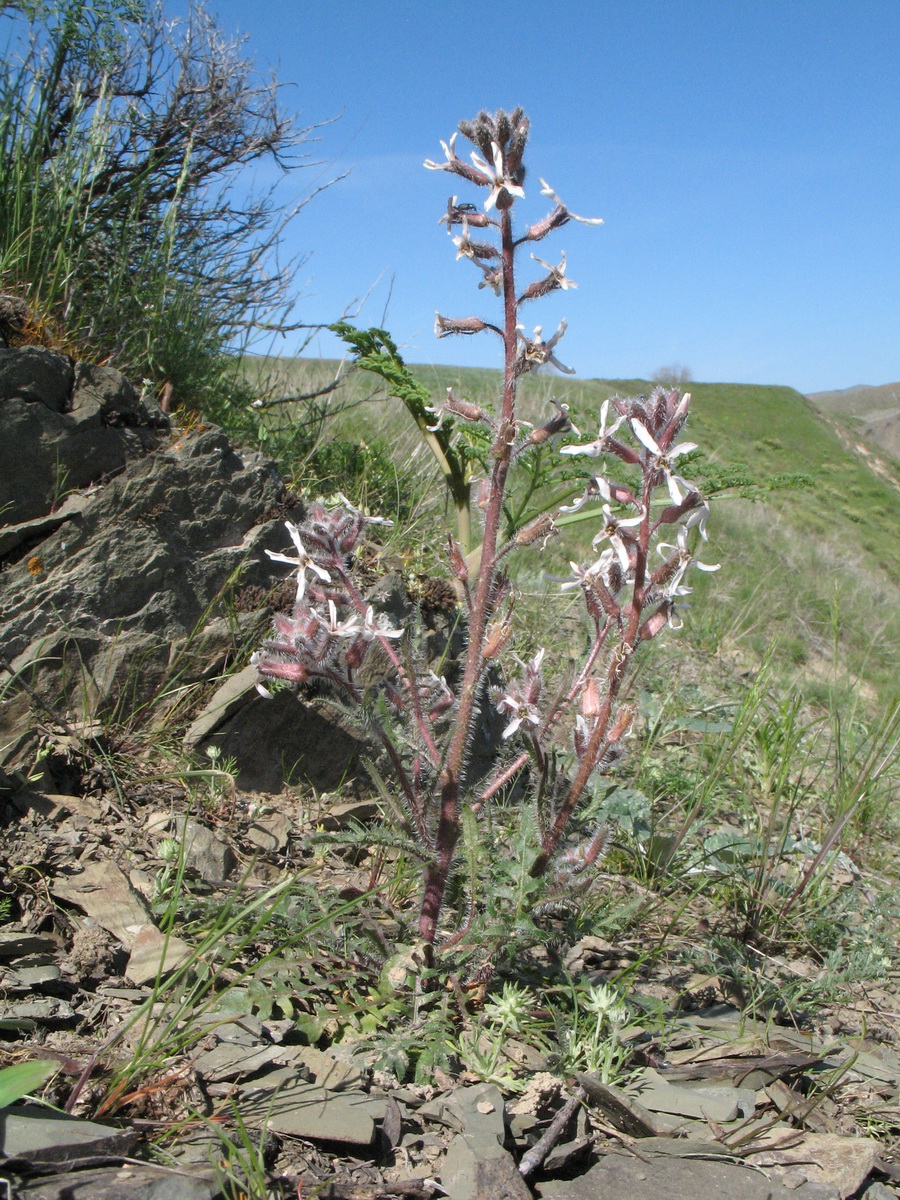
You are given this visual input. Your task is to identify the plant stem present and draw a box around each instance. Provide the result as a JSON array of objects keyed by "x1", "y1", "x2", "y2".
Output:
[{"x1": 419, "y1": 207, "x2": 519, "y2": 943}]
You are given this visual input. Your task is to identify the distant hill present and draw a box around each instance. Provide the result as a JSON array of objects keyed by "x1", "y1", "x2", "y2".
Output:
[{"x1": 807, "y1": 383, "x2": 900, "y2": 463}]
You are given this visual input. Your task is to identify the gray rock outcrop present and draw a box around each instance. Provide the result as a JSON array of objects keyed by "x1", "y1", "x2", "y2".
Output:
[{"x1": 0, "y1": 344, "x2": 369, "y2": 793}]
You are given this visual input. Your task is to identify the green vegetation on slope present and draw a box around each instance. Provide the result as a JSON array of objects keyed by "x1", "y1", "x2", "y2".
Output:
[{"x1": 243, "y1": 355, "x2": 900, "y2": 704}]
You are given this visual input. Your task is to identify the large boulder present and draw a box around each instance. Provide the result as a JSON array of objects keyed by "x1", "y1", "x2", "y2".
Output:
[
  {"x1": 0, "y1": 348, "x2": 169, "y2": 526},
  {"x1": 0, "y1": 347, "x2": 336, "y2": 784},
  {"x1": 0, "y1": 345, "x2": 386, "y2": 795}
]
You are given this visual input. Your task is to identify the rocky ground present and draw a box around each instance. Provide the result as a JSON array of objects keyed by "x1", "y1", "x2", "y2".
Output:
[{"x1": 1, "y1": 775, "x2": 900, "y2": 1200}]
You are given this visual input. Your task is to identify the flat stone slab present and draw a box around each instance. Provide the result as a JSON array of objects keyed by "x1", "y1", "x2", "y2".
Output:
[
  {"x1": 0, "y1": 931, "x2": 60, "y2": 960},
  {"x1": 16, "y1": 1164, "x2": 220, "y2": 1200},
  {"x1": 52, "y1": 861, "x2": 150, "y2": 949},
  {"x1": 441, "y1": 1133, "x2": 530, "y2": 1200},
  {"x1": 125, "y1": 923, "x2": 194, "y2": 986},
  {"x1": 0, "y1": 1105, "x2": 133, "y2": 1161},
  {"x1": 536, "y1": 1149, "x2": 841, "y2": 1200},
  {"x1": 444, "y1": 1082, "x2": 506, "y2": 1143},
  {"x1": 0, "y1": 997, "x2": 77, "y2": 1027},
  {"x1": 747, "y1": 1131, "x2": 881, "y2": 1199},
  {"x1": 631, "y1": 1067, "x2": 748, "y2": 1121},
  {"x1": 238, "y1": 1070, "x2": 381, "y2": 1144},
  {"x1": 279, "y1": 1044, "x2": 365, "y2": 1091},
  {"x1": 575, "y1": 1073, "x2": 668, "y2": 1137},
  {"x1": 178, "y1": 817, "x2": 237, "y2": 884},
  {"x1": 193, "y1": 1040, "x2": 281, "y2": 1082},
  {"x1": 246, "y1": 813, "x2": 291, "y2": 853},
  {"x1": 183, "y1": 664, "x2": 257, "y2": 748}
]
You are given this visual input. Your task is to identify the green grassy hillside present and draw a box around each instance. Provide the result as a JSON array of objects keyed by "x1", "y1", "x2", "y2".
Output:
[{"x1": 244, "y1": 357, "x2": 900, "y2": 704}]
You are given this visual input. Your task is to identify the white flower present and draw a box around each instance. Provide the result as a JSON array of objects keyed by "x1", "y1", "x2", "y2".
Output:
[
  {"x1": 538, "y1": 178, "x2": 604, "y2": 225},
  {"x1": 477, "y1": 264, "x2": 503, "y2": 295},
  {"x1": 560, "y1": 549, "x2": 616, "y2": 592},
  {"x1": 360, "y1": 606, "x2": 404, "y2": 641},
  {"x1": 471, "y1": 141, "x2": 526, "y2": 212},
  {"x1": 423, "y1": 132, "x2": 460, "y2": 171},
  {"x1": 265, "y1": 521, "x2": 331, "y2": 601},
  {"x1": 494, "y1": 648, "x2": 544, "y2": 739},
  {"x1": 560, "y1": 400, "x2": 624, "y2": 457},
  {"x1": 531, "y1": 251, "x2": 577, "y2": 290},
  {"x1": 592, "y1": 505, "x2": 644, "y2": 573},
  {"x1": 654, "y1": 527, "x2": 719, "y2": 629},
  {"x1": 325, "y1": 599, "x2": 363, "y2": 639},
  {"x1": 496, "y1": 695, "x2": 542, "y2": 740},
  {"x1": 518, "y1": 320, "x2": 575, "y2": 375},
  {"x1": 423, "y1": 403, "x2": 444, "y2": 433},
  {"x1": 250, "y1": 650, "x2": 273, "y2": 697},
  {"x1": 452, "y1": 216, "x2": 473, "y2": 259},
  {"x1": 631, "y1": 420, "x2": 697, "y2": 504},
  {"x1": 657, "y1": 527, "x2": 720, "y2": 581},
  {"x1": 685, "y1": 495, "x2": 711, "y2": 541},
  {"x1": 335, "y1": 493, "x2": 394, "y2": 526}
]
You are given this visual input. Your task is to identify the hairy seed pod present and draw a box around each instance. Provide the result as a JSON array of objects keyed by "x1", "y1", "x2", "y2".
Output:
[
  {"x1": 483, "y1": 620, "x2": 513, "y2": 660},
  {"x1": 515, "y1": 514, "x2": 557, "y2": 546}
]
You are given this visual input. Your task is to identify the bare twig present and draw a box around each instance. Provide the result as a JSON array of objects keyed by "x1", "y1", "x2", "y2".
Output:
[{"x1": 518, "y1": 1087, "x2": 585, "y2": 1178}]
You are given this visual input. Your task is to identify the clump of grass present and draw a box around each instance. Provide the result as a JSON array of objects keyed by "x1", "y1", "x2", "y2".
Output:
[{"x1": 0, "y1": 1, "x2": 334, "y2": 416}]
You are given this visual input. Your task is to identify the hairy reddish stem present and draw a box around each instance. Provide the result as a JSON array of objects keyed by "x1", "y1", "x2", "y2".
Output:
[{"x1": 419, "y1": 207, "x2": 519, "y2": 943}]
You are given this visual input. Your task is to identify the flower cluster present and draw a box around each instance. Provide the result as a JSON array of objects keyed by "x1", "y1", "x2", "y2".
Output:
[
  {"x1": 560, "y1": 388, "x2": 719, "y2": 635},
  {"x1": 479, "y1": 385, "x2": 716, "y2": 803},
  {"x1": 251, "y1": 502, "x2": 408, "y2": 702}
]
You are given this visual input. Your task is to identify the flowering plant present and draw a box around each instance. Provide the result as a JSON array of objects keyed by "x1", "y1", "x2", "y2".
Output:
[{"x1": 253, "y1": 109, "x2": 717, "y2": 949}]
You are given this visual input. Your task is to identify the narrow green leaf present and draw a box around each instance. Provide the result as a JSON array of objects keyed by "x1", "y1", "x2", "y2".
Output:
[{"x1": 0, "y1": 1060, "x2": 56, "y2": 1108}]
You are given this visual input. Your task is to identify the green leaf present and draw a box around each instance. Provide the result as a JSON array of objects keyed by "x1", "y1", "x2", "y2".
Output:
[{"x1": 0, "y1": 1060, "x2": 56, "y2": 1108}]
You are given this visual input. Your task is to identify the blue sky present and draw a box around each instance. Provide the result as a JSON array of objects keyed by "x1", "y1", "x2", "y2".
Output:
[{"x1": 169, "y1": 0, "x2": 900, "y2": 393}]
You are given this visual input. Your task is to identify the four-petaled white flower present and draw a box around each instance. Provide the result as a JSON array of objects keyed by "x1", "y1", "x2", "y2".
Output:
[
  {"x1": 477, "y1": 264, "x2": 503, "y2": 295},
  {"x1": 494, "y1": 648, "x2": 545, "y2": 739},
  {"x1": 655, "y1": 527, "x2": 720, "y2": 628},
  {"x1": 249, "y1": 650, "x2": 273, "y2": 698},
  {"x1": 630, "y1": 419, "x2": 697, "y2": 505},
  {"x1": 360, "y1": 606, "x2": 404, "y2": 641},
  {"x1": 325, "y1": 599, "x2": 363, "y2": 639},
  {"x1": 560, "y1": 549, "x2": 618, "y2": 592},
  {"x1": 495, "y1": 694, "x2": 542, "y2": 739},
  {"x1": 685, "y1": 494, "x2": 711, "y2": 541},
  {"x1": 335, "y1": 493, "x2": 394, "y2": 526},
  {"x1": 423, "y1": 132, "x2": 460, "y2": 172},
  {"x1": 531, "y1": 251, "x2": 577, "y2": 290},
  {"x1": 265, "y1": 521, "x2": 331, "y2": 601},
  {"x1": 592, "y1": 505, "x2": 644, "y2": 573},
  {"x1": 470, "y1": 141, "x2": 526, "y2": 212},
  {"x1": 519, "y1": 320, "x2": 575, "y2": 374},
  {"x1": 657, "y1": 526, "x2": 720, "y2": 581},
  {"x1": 560, "y1": 400, "x2": 625, "y2": 458},
  {"x1": 452, "y1": 217, "x2": 473, "y2": 259}
]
